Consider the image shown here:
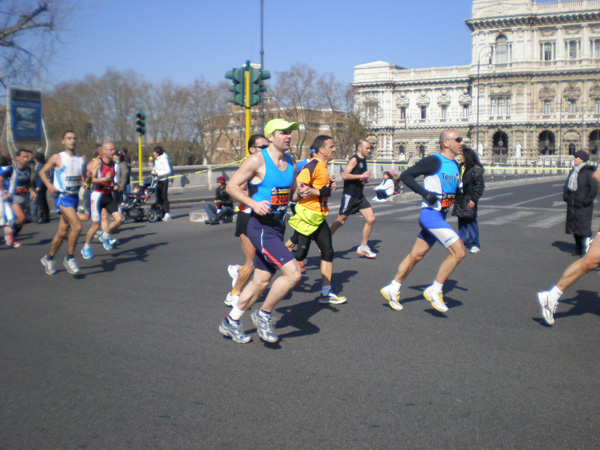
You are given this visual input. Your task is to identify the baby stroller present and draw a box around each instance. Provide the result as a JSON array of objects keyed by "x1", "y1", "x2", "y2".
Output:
[{"x1": 120, "y1": 174, "x2": 165, "y2": 222}]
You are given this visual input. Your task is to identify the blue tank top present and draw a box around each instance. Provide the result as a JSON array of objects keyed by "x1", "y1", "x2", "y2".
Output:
[
  {"x1": 421, "y1": 153, "x2": 459, "y2": 211},
  {"x1": 249, "y1": 149, "x2": 294, "y2": 218}
]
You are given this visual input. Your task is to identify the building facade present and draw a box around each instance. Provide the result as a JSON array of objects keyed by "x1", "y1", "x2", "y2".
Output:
[{"x1": 353, "y1": 0, "x2": 600, "y2": 164}]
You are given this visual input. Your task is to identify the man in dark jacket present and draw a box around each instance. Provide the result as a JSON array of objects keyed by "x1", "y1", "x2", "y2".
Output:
[
  {"x1": 204, "y1": 176, "x2": 234, "y2": 225},
  {"x1": 564, "y1": 150, "x2": 597, "y2": 256}
]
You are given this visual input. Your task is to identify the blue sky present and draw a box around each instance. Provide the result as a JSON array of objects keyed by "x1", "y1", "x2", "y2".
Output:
[{"x1": 42, "y1": 0, "x2": 555, "y2": 89}]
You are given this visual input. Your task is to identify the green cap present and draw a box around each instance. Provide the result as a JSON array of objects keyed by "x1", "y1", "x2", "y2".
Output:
[{"x1": 264, "y1": 118, "x2": 298, "y2": 138}]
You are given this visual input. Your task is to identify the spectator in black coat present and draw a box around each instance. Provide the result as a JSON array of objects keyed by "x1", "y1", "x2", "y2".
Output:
[
  {"x1": 564, "y1": 150, "x2": 597, "y2": 256},
  {"x1": 453, "y1": 146, "x2": 485, "y2": 253},
  {"x1": 204, "y1": 176, "x2": 234, "y2": 225}
]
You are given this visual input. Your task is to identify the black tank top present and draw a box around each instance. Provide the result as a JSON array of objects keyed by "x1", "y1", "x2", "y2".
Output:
[{"x1": 343, "y1": 154, "x2": 367, "y2": 197}]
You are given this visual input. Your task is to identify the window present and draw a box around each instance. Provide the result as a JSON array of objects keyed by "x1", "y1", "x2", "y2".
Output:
[
  {"x1": 592, "y1": 39, "x2": 600, "y2": 59},
  {"x1": 568, "y1": 100, "x2": 577, "y2": 114},
  {"x1": 440, "y1": 105, "x2": 447, "y2": 119},
  {"x1": 366, "y1": 104, "x2": 378, "y2": 122},
  {"x1": 595, "y1": 99, "x2": 600, "y2": 114},
  {"x1": 541, "y1": 42, "x2": 555, "y2": 61},
  {"x1": 420, "y1": 106, "x2": 427, "y2": 119},
  {"x1": 400, "y1": 107, "x2": 406, "y2": 120},
  {"x1": 462, "y1": 105, "x2": 469, "y2": 118},
  {"x1": 544, "y1": 101, "x2": 552, "y2": 115},
  {"x1": 492, "y1": 97, "x2": 511, "y2": 116},
  {"x1": 496, "y1": 35, "x2": 509, "y2": 63},
  {"x1": 566, "y1": 40, "x2": 579, "y2": 60}
]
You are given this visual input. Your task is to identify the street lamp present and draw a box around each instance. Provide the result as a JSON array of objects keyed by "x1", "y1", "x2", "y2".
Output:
[{"x1": 476, "y1": 45, "x2": 494, "y2": 156}]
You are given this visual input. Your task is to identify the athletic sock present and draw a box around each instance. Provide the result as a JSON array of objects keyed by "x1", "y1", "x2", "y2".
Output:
[
  {"x1": 229, "y1": 306, "x2": 245, "y2": 321},
  {"x1": 258, "y1": 309, "x2": 271, "y2": 318},
  {"x1": 549, "y1": 286, "x2": 563, "y2": 303},
  {"x1": 390, "y1": 280, "x2": 401, "y2": 293},
  {"x1": 432, "y1": 281, "x2": 444, "y2": 293}
]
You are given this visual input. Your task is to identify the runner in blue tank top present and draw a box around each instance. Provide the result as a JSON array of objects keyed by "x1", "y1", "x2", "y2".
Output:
[
  {"x1": 380, "y1": 129, "x2": 467, "y2": 314},
  {"x1": 218, "y1": 118, "x2": 310, "y2": 344}
]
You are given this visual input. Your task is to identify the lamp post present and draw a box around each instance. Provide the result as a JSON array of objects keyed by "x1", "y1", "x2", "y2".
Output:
[{"x1": 475, "y1": 45, "x2": 494, "y2": 156}]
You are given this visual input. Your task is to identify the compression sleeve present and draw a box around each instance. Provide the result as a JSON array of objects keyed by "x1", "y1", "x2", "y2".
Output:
[{"x1": 399, "y1": 155, "x2": 441, "y2": 197}]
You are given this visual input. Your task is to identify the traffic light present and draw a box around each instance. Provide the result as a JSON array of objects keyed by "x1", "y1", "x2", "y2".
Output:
[
  {"x1": 225, "y1": 68, "x2": 245, "y2": 106},
  {"x1": 248, "y1": 67, "x2": 271, "y2": 107},
  {"x1": 135, "y1": 108, "x2": 146, "y2": 135}
]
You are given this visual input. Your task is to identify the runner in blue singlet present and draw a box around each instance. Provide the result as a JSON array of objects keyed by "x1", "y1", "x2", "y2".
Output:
[{"x1": 380, "y1": 129, "x2": 466, "y2": 314}]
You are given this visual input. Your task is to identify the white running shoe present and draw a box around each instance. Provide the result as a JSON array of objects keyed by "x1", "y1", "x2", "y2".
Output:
[
  {"x1": 357, "y1": 244, "x2": 376, "y2": 259},
  {"x1": 470, "y1": 246, "x2": 481, "y2": 254},
  {"x1": 162, "y1": 213, "x2": 172, "y2": 221},
  {"x1": 537, "y1": 291, "x2": 557, "y2": 326},
  {"x1": 41, "y1": 255, "x2": 56, "y2": 275},
  {"x1": 380, "y1": 285, "x2": 403, "y2": 311},
  {"x1": 63, "y1": 257, "x2": 80, "y2": 275},
  {"x1": 318, "y1": 292, "x2": 348, "y2": 305},
  {"x1": 228, "y1": 264, "x2": 240, "y2": 288},
  {"x1": 224, "y1": 292, "x2": 239, "y2": 307},
  {"x1": 423, "y1": 286, "x2": 448, "y2": 313}
]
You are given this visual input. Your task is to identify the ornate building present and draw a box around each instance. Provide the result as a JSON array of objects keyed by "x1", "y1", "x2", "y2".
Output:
[{"x1": 353, "y1": 0, "x2": 600, "y2": 163}]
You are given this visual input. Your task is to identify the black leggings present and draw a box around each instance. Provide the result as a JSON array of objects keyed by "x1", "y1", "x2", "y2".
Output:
[
  {"x1": 294, "y1": 220, "x2": 334, "y2": 263},
  {"x1": 156, "y1": 180, "x2": 170, "y2": 213}
]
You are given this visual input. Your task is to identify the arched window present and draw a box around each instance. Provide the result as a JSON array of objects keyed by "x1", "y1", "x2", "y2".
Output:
[
  {"x1": 589, "y1": 130, "x2": 600, "y2": 155},
  {"x1": 418, "y1": 145, "x2": 426, "y2": 159},
  {"x1": 493, "y1": 131, "x2": 509, "y2": 155},
  {"x1": 538, "y1": 131, "x2": 555, "y2": 155},
  {"x1": 496, "y1": 35, "x2": 509, "y2": 63}
]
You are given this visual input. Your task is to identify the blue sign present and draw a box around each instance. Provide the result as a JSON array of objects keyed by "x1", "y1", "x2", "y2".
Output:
[{"x1": 8, "y1": 87, "x2": 42, "y2": 143}]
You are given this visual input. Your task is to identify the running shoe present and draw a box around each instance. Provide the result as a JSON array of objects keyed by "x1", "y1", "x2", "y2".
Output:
[
  {"x1": 162, "y1": 213, "x2": 172, "y2": 221},
  {"x1": 470, "y1": 246, "x2": 481, "y2": 254},
  {"x1": 423, "y1": 286, "x2": 448, "y2": 313},
  {"x1": 298, "y1": 260, "x2": 306, "y2": 272},
  {"x1": 5, "y1": 229, "x2": 14, "y2": 247},
  {"x1": 11, "y1": 239, "x2": 21, "y2": 248},
  {"x1": 224, "y1": 292, "x2": 239, "y2": 307},
  {"x1": 357, "y1": 244, "x2": 376, "y2": 259},
  {"x1": 218, "y1": 318, "x2": 251, "y2": 343},
  {"x1": 250, "y1": 310, "x2": 279, "y2": 343},
  {"x1": 319, "y1": 292, "x2": 348, "y2": 305},
  {"x1": 63, "y1": 257, "x2": 80, "y2": 275},
  {"x1": 380, "y1": 285, "x2": 403, "y2": 311},
  {"x1": 227, "y1": 264, "x2": 240, "y2": 288},
  {"x1": 109, "y1": 237, "x2": 119, "y2": 247},
  {"x1": 81, "y1": 245, "x2": 93, "y2": 260},
  {"x1": 41, "y1": 255, "x2": 56, "y2": 275},
  {"x1": 99, "y1": 234, "x2": 113, "y2": 251},
  {"x1": 537, "y1": 291, "x2": 557, "y2": 326}
]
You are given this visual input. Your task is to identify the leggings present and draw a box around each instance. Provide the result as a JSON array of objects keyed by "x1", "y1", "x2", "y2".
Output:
[{"x1": 294, "y1": 220, "x2": 334, "y2": 263}]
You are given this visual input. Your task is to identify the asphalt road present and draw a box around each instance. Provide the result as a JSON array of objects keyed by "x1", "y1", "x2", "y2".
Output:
[{"x1": 1, "y1": 179, "x2": 600, "y2": 449}]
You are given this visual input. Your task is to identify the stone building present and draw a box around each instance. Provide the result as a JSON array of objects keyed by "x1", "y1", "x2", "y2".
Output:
[{"x1": 353, "y1": 0, "x2": 600, "y2": 164}]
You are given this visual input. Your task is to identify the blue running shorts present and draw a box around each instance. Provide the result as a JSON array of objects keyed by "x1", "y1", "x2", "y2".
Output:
[
  {"x1": 246, "y1": 216, "x2": 295, "y2": 274},
  {"x1": 54, "y1": 193, "x2": 79, "y2": 214},
  {"x1": 418, "y1": 208, "x2": 460, "y2": 248}
]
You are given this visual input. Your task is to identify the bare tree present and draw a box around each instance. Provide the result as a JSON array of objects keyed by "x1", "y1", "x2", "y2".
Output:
[
  {"x1": 270, "y1": 63, "x2": 321, "y2": 159},
  {"x1": 0, "y1": 0, "x2": 77, "y2": 85},
  {"x1": 187, "y1": 78, "x2": 230, "y2": 164}
]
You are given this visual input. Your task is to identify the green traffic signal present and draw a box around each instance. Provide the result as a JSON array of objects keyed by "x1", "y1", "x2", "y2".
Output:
[
  {"x1": 248, "y1": 67, "x2": 270, "y2": 107},
  {"x1": 225, "y1": 68, "x2": 245, "y2": 106},
  {"x1": 135, "y1": 108, "x2": 146, "y2": 135}
]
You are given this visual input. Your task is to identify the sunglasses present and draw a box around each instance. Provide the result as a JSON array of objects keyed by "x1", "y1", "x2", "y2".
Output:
[
  {"x1": 253, "y1": 145, "x2": 269, "y2": 149},
  {"x1": 448, "y1": 137, "x2": 463, "y2": 143}
]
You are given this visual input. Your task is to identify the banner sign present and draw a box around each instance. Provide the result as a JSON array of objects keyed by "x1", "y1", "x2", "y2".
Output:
[{"x1": 8, "y1": 86, "x2": 43, "y2": 143}]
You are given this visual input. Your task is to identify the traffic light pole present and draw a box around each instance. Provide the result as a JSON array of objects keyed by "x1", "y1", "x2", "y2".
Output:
[
  {"x1": 138, "y1": 133, "x2": 143, "y2": 186},
  {"x1": 245, "y1": 63, "x2": 251, "y2": 156}
]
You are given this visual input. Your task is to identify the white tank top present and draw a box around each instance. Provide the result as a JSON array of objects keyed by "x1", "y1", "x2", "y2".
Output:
[{"x1": 53, "y1": 151, "x2": 86, "y2": 195}]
